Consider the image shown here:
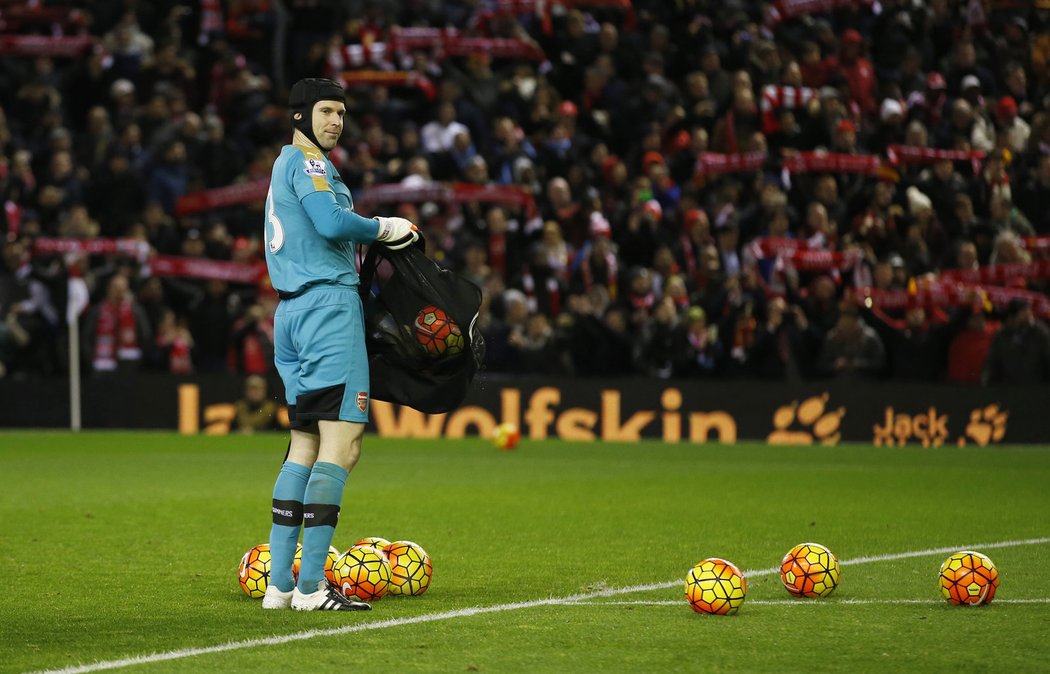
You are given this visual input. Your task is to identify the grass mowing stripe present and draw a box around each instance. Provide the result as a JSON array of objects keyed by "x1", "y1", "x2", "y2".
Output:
[
  {"x1": 30, "y1": 536, "x2": 1050, "y2": 674},
  {"x1": 566, "y1": 598, "x2": 1050, "y2": 606},
  {"x1": 833, "y1": 536, "x2": 1050, "y2": 566}
]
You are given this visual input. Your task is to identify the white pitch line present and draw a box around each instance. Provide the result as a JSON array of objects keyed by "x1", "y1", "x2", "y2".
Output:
[
  {"x1": 31, "y1": 536, "x2": 1050, "y2": 674},
  {"x1": 558, "y1": 598, "x2": 1050, "y2": 607}
]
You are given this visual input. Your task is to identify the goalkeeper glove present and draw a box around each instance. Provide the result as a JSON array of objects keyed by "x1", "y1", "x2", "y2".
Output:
[{"x1": 374, "y1": 216, "x2": 420, "y2": 250}]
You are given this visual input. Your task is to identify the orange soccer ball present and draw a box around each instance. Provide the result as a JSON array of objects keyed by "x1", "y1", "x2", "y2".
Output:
[
  {"x1": 331, "y1": 545, "x2": 392, "y2": 601},
  {"x1": 238, "y1": 543, "x2": 271, "y2": 598},
  {"x1": 414, "y1": 305, "x2": 464, "y2": 357},
  {"x1": 684, "y1": 557, "x2": 747, "y2": 615},
  {"x1": 353, "y1": 537, "x2": 392, "y2": 554},
  {"x1": 386, "y1": 540, "x2": 433, "y2": 596},
  {"x1": 779, "y1": 542, "x2": 841, "y2": 598},
  {"x1": 939, "y1": 551, "x2": 999, "y2": 606},
  {"x1": 491, "y1": 423, "x2": 521, "y2": 451},
  {"x1": 292, "y1": 544, "x2": 341, "y2": 583}
]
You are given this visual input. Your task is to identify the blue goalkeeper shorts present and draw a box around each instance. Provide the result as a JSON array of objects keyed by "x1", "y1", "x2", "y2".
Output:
[{"x1": 274, "y1": 285, "x2": 370, "y2": 425}]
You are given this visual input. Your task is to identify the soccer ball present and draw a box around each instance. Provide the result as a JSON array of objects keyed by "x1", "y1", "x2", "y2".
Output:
[
  {"x1": 291, "y1": 543, "x2": 303, "y2": 580},
  {"x1": 386, "y1": 540, "x2": 433, "y2": 596},
  {"x1": 331, "y1": 545, "x2": 392, "y2": 601},
  {"x1": 354, "y1": 537, "x2": 391, "y2": 554},
  {"x1": 238, "y1": 544, "x2": 270, "y2": 598},
  {"x1": 939, "y1": 551, "x2": 999, "y2": 606},
  {"x1": 414, "y1": 305, "x2": 464, "y2": 357},
  {"x1": 491, "y1": 422, "x2": 521, "y2": 451},
  {"x1": 291, "y1": 544, "x2": 341, "y2": 583},
  {"x1": 780, "y1": 542, "x2": 841, "y2": 598},
  {"x1": 684, "y1": 558, "x2": 747, "y2": 615}
]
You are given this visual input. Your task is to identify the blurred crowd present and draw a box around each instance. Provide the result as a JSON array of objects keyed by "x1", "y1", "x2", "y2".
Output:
[{"x1": 2, "y1": 0, "x2": 1050, "y2": 385}]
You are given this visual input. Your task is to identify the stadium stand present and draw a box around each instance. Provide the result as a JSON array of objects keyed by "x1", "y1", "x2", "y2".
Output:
[{"x1": 1, "y1": 0, "x2": 1049, "y2": 384}]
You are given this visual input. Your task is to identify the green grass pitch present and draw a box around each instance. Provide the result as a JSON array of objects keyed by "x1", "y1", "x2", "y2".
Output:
[{"x1": 1, "y1": 431, "x2": 1049, "y2": 673}]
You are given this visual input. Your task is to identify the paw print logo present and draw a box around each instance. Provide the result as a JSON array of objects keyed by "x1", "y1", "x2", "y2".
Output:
[
  {"x1": 767, "y1": 394, "x2": 845, "y2": 446},
  {"x1": 959, "y1": 404, "x2": 1008, "y2": 447}
]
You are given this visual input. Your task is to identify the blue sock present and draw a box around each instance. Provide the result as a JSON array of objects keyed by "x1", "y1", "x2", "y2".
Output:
[
  {"x1": 298, "y1": 461, "x2": 349, "y2": 592},
  {"x1": 268, "y1": 461, "x2": 311, "y2": 593}
]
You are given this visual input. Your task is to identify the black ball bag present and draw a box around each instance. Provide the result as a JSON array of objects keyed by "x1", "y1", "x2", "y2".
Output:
[{"x1": 358, "y1": 239, "x2": 484, "y2": 414}]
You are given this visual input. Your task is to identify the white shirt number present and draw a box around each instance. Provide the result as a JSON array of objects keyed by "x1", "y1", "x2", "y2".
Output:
[{"x1": 266, "y1": 187, "x2": 285, "y2": 253}]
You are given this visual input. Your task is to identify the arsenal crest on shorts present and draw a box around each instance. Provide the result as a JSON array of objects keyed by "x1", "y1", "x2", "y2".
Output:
[{"x1": 356, "y1": 392, "x2": 368, "y2": 411}]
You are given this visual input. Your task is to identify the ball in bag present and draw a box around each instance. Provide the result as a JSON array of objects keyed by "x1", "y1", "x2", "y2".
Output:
[{"x1": 414, "y1": 305, "x2": 464, "y2": 356}]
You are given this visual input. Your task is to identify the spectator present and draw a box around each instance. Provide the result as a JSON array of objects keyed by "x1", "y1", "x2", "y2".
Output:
[
  {"x1": 188, "y1": 279, "x2": 234, "y2": 372},
  {"x1": 713, "y1": 208, "x2": 742, "y2": 278},
  {"x1": 512, "y1": 242, "x2": 564, "y2": 318},
  {"x1": 88, "y1": 148, "x2": 147, "y2": 237},
  {"x1": 0, "y1": 301, "x2": 31, "y2": 379},
  {"x1": 421, "y1": 101, "x2": 469, "y2": 155},
  {"x1": 230, "y1": 302, "x2": 274, "y2": 375},
  {"x1": 146, "y1": 139, "x2": 189, "y2": 215},
  {"x1": 950, "y1": 193, "x2": 985, "y2": 255},
  {"x1": 947, "y1": 298, "x2": 997, "y2": 384},
  {"x1": 639, "y1": 297, "x2": 680, "y2": 378},
  {"x1": 816, "y1": 304, "x2": 886, "y2": 378},
  {"x1": 1016, "y1": 154, "x2": 1050, "y2": 234},
  {"x1": 994, "y1": 96, "x2": 1030, "y2": 155},
  {"x1": 901, "y1": 186, "x2": 947, "y2": 273},
  {"x1": 711, "y1": 86, "x2": 762, "y2": 154},
  {"x1": 982, "y1": 299, "x2": 1050, "y2": 384},
  {"x1": 565, "y1": 288, "x2": 635, "y2": 376},
  {"x1": 39, "y1": 149, "x2": 85, "y2": 226},
  {"x1": 459, "y1": 238, "x2": 490, "y2": 290},
  {"x1": 149, "y1": 307, "x2": 194, "y2": 373},
  {"x1": 232, "y1": 374, "x2": 282, "y2": 434},
  {"x1": 865, "y1": 299, "x2": 963, "y2": 380},
  {"x1": 987, "y1": 193, "x2": 1034, "y2": 239},
  {"x1": 674, "y1": 305, "x2": 721, "y2": 377},
  {"x1": 988, "y1": 230, "x2": 1031, "y2": 266},
  {"x1": 486, "y1": 288, "x2": 529, "y2": 372},
  {"x1": 826, "y1": 29, "x2": 877, "y2": 119},
  {"x1": 748, "y1": 297, "x2": 816, "y2": 380},
  {"x1": 82, "y1": 274, "x2": 153, "y2": 374},
  {"x1": 617, "y1": 199, "x2": 663, "y2": 271},
  {"x1": 195, "y1": 114, "x2": 243, "y2": 189},
  {"x1": 620, "y1": 266, "x2": 656, "y2": 334},
  {"x1": 508, "y1": 312, "x2": 564, "y2": 375},
  {"x1": 76, "y1": 106, "x2": 115, "y2": 172},
  {"x1": 945, "y1": 42, "x2": 994, "y2": 98}
]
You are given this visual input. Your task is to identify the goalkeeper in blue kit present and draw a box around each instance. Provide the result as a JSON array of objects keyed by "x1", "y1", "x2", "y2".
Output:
[{"x1": 261, "y1": 78, "x2": 418, "y2": 611}]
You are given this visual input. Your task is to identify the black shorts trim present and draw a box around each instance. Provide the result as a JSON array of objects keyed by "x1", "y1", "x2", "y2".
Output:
[{"x1": 290, "y1": 384, "x2": 345, "y2": 428}]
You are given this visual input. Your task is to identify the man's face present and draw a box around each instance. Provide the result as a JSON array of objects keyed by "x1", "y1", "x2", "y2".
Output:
[
  {"x1": 241, "y1": 377, "x2": 265, "y2": 402},
  {"x1": 906, "y1": 307, "x2": 925, "y2": 329},
  {"x1": 312, "y1": 100, "x2": 345, "y2": 150},
  {"x1": 1012, "y1": 306, "x2": 1033, "y2": 327}
]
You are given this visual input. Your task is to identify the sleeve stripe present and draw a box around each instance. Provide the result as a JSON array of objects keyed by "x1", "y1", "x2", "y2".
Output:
[{"x1": 293, "y1": 144, "x2": 332, "y2": 193}]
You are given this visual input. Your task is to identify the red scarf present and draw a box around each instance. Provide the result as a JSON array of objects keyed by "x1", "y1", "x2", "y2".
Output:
[
  {"x1": 489, "y1": 231, "x2": 507, "y2": 281},
  {"x1": 168, "y1": 334, "x2": 193, "y2": 374},
  {"x1": 93, "y1": 300, "x2": 140, "y2": 371},
  {"x1": 240, "y1": 322, "x2": 273, "y2": 375},
  {"x1": 520, "y1": 265, "x2": 562, "y2": 317}
]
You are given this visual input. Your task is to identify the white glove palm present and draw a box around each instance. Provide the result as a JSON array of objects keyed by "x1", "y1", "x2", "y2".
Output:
[{"x1": 375, "y1": 216, "x2": 420, "y2": 250}]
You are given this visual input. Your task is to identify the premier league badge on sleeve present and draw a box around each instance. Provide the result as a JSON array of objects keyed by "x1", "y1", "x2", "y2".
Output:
[{"x1": 303, "y1": 158, "x2": 327, "y2": 177}]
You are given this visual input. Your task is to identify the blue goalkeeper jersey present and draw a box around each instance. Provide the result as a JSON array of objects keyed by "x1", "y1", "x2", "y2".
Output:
[{"x1": 264, "y1": 143, "x2": 379, "y2": 296}]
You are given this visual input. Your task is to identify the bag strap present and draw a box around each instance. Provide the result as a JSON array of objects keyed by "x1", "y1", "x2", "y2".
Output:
[{"x1": 358, "y1": 236, "x2": 427, "y2": 302}]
